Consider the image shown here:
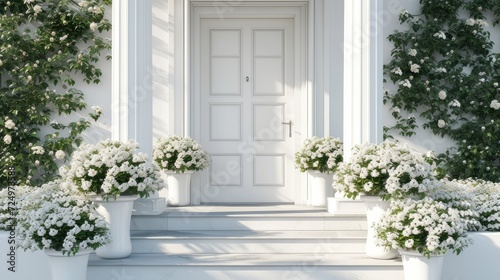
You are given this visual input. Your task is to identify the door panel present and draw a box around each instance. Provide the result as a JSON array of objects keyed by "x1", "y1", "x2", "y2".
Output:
[{"x1": 199, "y1": 17, "x2": 296, "y2": 203}]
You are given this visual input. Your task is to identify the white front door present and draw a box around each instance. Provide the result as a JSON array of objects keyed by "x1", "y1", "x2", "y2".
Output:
[{"x1": 195, "y1": 15, "x2": 300, "y2": 203}]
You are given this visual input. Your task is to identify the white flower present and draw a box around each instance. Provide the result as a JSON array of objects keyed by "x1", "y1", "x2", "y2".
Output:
[
  {"x1": 3, "y1": 135, "x2": 12, "y2": 145},
  {"x1": 391, "y1": 67, "x2": 403, "y2": 76},
  {"x1": 408, "y1": 49, "x2": 417, "y2": 56},
  {"x1": 448, "y1": 99, "x2": 461, "y2": 107},
  {"x1": 0, "y1": 59, "x2": 3, "y2": 66},
  {"x1": 438, "y1": 119, "x2": 446, "y2": 128},
  {"x1": 410, "y1": 63, "x2": 421, "y2": 73},
  {"x1": 33, "y1": 4, "x2": 42, "y2": 13},
  {"x1": 438, "y1": 90, "x2": 447, "y2": 100},
  {"x1": 31, "y1": 146, "x2": 45, "y2": 155},
  {"x1": 398, "y1": 79, "x2": 412, "y2": 88},
  {"x1": 433, "y1": 31, "x2": 446, "y2": 39},
  {"x1": 4, "y1": 119, "x2": 15, "y2": 129},
  {"x1": 466, "y1": 18, "x2": 476, "y2": 26},
  {"x1": 490, "y1": 100, "x2": 500, "y2": 110},
  {"x1": 92, "y1": 105, "x2": 102, "y2": 114},
  {"x1": 90, "y1": 22, "x2": 98, "y2": 31},
  {"x1": 476, "y1": 19, "x2": 488, "y2": 28},
  {"x1": 435, "y1": 67, "x2": 447, "y2": 73},
  {"x1": 55, "y1": 150, "x2": 65, "y2": 160}
]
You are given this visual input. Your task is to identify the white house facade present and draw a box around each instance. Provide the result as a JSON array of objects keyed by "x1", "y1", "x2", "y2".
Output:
[{"x1": 110, "y1": 0, "x2": 391, "y2": 207}]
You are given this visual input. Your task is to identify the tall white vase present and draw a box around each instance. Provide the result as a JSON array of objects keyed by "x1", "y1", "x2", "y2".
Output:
[
  {"x1": 399, "y1": 250, "x2": 444, "y2": 280},
  {"x1": 45, "y1": 249, "x2": 92, "y2": 280},
  {"x1": 91, "y1": 196, "x2": 137, "y2": 259},
  {"x1": 361, "y1": 195, "x2": 399, "y2": 259},
  {"x1": 165, "y1": 171, "x2": 193, "y2": 206},
  {"x1": 308, "y1": 171, "x2": 331, "y2": 206}
]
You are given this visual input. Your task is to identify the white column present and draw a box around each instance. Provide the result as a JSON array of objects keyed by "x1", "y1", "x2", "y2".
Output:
[
  {"x1": 329, "y1": 0, "x2": 383, "y2": 214},
  {"x1": 112, "y1": 0, "x2": 165, "y2": 215},
  {"x1": 343, "y1": 0, "x2": 383, "y2": 160},
  {"x1": 112, "y1": 0, "x2": 153, "y2": 155},
  {"x1": 111, "y1": 0, "x2": 130, "y2": 142}
]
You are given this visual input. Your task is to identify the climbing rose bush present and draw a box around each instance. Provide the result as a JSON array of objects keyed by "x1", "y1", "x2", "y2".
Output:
[
  {"x1": 384, "y1": 0, "x2": 500, "y2": 182},
  {"x1": 0, "y1": 0, "x2": 111, "y2": 187}
]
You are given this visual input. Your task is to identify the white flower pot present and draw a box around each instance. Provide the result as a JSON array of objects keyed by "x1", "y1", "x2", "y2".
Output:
[
  {"x1": 361, "y1": 195, "x2": 399, "y2": 259},
  {"x1": 399, "y1": 249, "x2": 444, "y2": 280},
  {"x1": 45, "y1": 248, "x2": 92, "y2": 280},
  {"x1": 91, "y1": 196, "x2": 137, "y2": 259},
  {"x1": 165, "y1": 171, "x2": 193, "y2": 206},
  {"x1": 1, "y1": 230, "x2": 51, "y2": 280},
  {"x1": 308, "y1": 171, "x2": 331, "y2": 206}
]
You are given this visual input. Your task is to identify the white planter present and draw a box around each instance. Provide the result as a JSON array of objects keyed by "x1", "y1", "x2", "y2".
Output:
[
  {"x1": 165, "y1": 171, "x2": 193, "y2": 206},
  {"x1": 307, "y1": 171, "x2": 331, "y2": 206},
  {"x1": 91, "y1": 195, "x2": 137, "y2": 259},
  {"x1": 1, "y1": 230, "x2": 51, "y2": 280},
  {"x1": 442, "y1": 232, "x2": 500, "y2": 280},
  {"x1": 45, "y1": 249, "x2": 92, "y2": 280},
  {"x1": 360, "y1": 195, "x2": 399, "y2": 259},
  {"x1": 399, "y1": 250, "x2": 444, "y2": 280}
]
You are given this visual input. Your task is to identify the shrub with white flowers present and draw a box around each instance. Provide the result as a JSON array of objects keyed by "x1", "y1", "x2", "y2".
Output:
[
  {"x1": 429, "y1": 179, "x2": 482, "y2": 232},
  {"x1": 0, "y1": 185, "x2": 32, "y2": 231},
  {"x1": 384, "y1": 1, "x2": 500, "y2": 182},
  {"x1": 459, "y1": 179, "x2": 500, "y2": 231},
  {"x1": 333, "y1": 140, "x2": 437, "y2": 200},
  {"x1": 374, "y1": 197, "x2": 472, "y2": 258},
  {"x1": 294, "y1": 136, "x2": 343, "y2": 173},
  {"x1": 153, "y1": 136, "x2": 210, "y2": 173},
  {"x1": 16, "y1": 180, "x2": 111, "y2": 256},
  {"x1": 60, "y1": 139, "x2": 164, "y2": 200},
  {"x1": 0, "y1": 0, "x2": 111, "y2": 187}
]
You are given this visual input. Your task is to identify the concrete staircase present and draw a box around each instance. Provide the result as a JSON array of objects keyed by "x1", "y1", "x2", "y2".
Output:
[{"x1": 87, "y1": 205, "x2": 404, "y2": 280}]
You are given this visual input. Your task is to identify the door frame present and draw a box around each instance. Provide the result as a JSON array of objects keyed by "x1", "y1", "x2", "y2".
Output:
[{"x1": 184, "y1": 0, "x2": 313, "y2": 205}]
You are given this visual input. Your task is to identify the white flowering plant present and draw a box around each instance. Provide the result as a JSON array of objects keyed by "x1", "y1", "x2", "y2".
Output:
[
  {"x1": 429, "y1": 179, "x2": 482, "y2": 232},
  {"x1": 153, "y1": 136, "x2": 210, "y2": 173},
  {"x1": 0, "y1": 185, "x2": 32, "y2": 231},
  {"x1": 384, "y1": 1, "x2": 500, "y2": 182},
  {"x1": 374, "y1": 197, "x2": 472, "y2": 258},
  {"x1": 16, "y1": 180, "x2": 110, "y2": 256},
  {"x1": 458, "y1": 178, "x2": 500, "y2": 231},
  {"x1": 0, "y1": 0, "x2": 111, "y2": 187},
  {"x1": 333, "y1": 140, "x2": 437, "y2": 200},
  {"x1": 294, "y1": 136, "x2": 343, "y2": 173},
  {"x1": 60, "y1": 140, "x2": 164, "y2": 200}
]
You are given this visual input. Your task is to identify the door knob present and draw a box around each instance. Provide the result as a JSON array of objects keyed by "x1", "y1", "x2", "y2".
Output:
[{"x1": 282, "y1": 121, "x2": 292, "y2": 138}]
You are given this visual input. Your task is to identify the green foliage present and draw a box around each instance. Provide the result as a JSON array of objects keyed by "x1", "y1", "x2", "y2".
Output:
[
  {"x1": 0, "y1": 0, "x2": 111, "y2": 187},
  {"x1": 384, "y1": 0, "x2": 500, "y2": 182}
]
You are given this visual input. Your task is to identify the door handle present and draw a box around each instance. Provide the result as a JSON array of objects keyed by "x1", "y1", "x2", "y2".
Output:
[{"x1": 281, "y1": 121, "x2": 292, "y2": 138}]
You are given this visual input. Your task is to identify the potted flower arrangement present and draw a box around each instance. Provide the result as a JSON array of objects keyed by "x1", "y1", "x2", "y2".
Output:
[
  {"x1": 15, "y1": 180, "x2": 110, "y2": 280},
  {"x1": 153, "y1": 135, "x2": 209, "y2": 206},
  {"x1": 437, "y1": 179, "x2": 500, "y2": 280},
  {"x1": 59, "y1": 139, "x2": 164, "y2": 258},
  {"x1": 374, "y1": 197, "x2": 472, "y2": 280},
  {"x1": 333, "y1": 140, "x2": 438, "y2": 259},
  {"x1": 294, "y1": 136, "x2": 343, "y2": 206}
]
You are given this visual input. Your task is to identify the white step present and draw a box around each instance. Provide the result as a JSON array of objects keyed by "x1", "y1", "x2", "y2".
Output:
[
  {"x1": 87, "y1": 253, "x2": 404, "y2": 280},
  {"x1": 131, "y1": 230, "x2": 366, "y2": 254},
  {"x1": 131, "y1": 205, "x2": 367, "y2": 231},
  {"x1": 87, "y1": 205, "x2": 404, "y2": 280}
]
